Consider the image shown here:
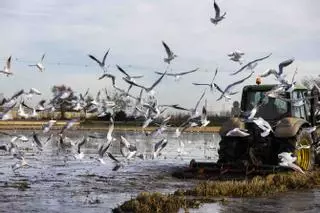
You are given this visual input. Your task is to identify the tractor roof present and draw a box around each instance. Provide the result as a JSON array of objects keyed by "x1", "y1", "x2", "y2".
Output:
[{"x1": 242, "y1": 84, "x2": 308, "y2": 92}]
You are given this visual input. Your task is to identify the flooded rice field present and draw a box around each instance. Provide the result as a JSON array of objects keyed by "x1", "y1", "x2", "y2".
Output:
[{"x1": 1, "y1": 130, "x2": 320, "y2": 213}]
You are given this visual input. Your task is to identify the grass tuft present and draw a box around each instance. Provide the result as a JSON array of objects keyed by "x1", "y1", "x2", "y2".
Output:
[{"x1": 113, "y1": 170, "x2": 320, "y2": 213}]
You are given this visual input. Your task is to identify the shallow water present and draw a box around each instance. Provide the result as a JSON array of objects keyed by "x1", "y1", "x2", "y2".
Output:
[{"x1": 0, "y1": 130, "x2": 319, "y2": 213}]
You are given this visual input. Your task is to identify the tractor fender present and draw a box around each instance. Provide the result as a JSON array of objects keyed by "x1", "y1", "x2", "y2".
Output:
[
  {"x1": 219, "y1": 117, "x2": 245, "y2": 136},
  {"x1": 274, "y1": 117, "x2": 310, "y2": 138}
]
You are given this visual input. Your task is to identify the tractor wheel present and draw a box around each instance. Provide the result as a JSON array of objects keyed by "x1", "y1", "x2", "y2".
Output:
[{"x1": 293, "y1": 129, "x2": 315, "y2": 171}]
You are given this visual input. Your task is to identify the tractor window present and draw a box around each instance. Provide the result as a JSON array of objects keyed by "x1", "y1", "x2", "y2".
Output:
[
  {"x1": 246, "y1": 91, "x2": 289, "y2": 120},
  {"x1": 291, "y1": 91, "x2": 307, "y2": 119}
]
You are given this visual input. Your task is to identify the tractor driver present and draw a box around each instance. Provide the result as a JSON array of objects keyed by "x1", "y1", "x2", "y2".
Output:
[{"x1": 257, "y1": 96, "x2": 282, "y2": 120}]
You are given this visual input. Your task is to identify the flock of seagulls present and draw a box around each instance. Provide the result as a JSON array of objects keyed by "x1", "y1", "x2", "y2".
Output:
[{"x1": 1, "y1": 0, "x2": 319, "y2": 175}]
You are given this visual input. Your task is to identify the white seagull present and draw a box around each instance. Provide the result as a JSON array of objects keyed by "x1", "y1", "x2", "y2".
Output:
[
  {"x1": 210, "y1": 0, "x2": 226, "y2": 25},
  {"x1": 278, "y1": 152, "x2": 305, "y2": 174},
  {"x1": 155, "y1": 68, "x2": 199, "y2": 81},
  {"x1": 29, "y1": 53, "x2": 46, "y2": 72},
  {"x1": 230, "y1": 53, "x2": 272, "y2": 76},
  {"x1": 162, "y1": 41, "x2": 177, "y2": 64},
  {"x1": 0, "y1": 56, "x2": 13, "y2": 76},
  {"x1": 215, "y1": 71, "x2": 254, "y2": 101},
  {"x1": 228, "y1": 50, "x2": 245, "y2": 64},
  {"x1": 192, "y1": 68, "x2": 218, "y2": 91}
]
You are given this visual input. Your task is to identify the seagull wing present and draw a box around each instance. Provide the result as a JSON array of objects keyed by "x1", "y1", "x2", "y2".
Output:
[
  {"x1": 77, "y1": 137, "x2": 87, "y2": 153},
  {"x1": 120, "y1": 136, "x2": 130, "y2": 148},
  {"x1": 202, "y1": 99, "x2": 207, "y2": 120},
  {"x1": 175, "y1": 68, "x2": 199, "y2": 76},
  {"x1": 192, "y1": 83, "x2": 210, "y2": 86},
  {"x1": 32, "y1": 132, "x2": 43, "y2": 150},
  {"x1": 88, "y1": 54, "x2": 102, "y2": 67},
  {"x1": 41, "y1": 53, "x2": 46, "y2": 62},
  {"x1": 230, "y1": 53, "x2": 272, "y2": 76},
  {"x1": 214, "y1": 0, "x2": 221, "y2": 18},
  {"x1": 194, "y1": 89, "x2": 206, "y2": 112},
  {"x1": 130, "y1": 75, "x2": 144, "y2": 79},
  {"x1": 213, "y1": 83, "x2": 224, "y2": 94},
  {"x1": 107, "y1": 152, "x2": 120, "y2": 163},
  {"x1": 10, "y1": 89, "x2": 25, "y2": 100},
  {"x1": 21, "y1": 101, "x2": 33, "y2": 110},
  {"x1": 225, "y1": 71, "x2": 254, "y2": 93},
  {"x1": 278, "y1": 58, "x2": 294, "y2": 76},
  {"x1": 260, "y1": 69, "x2": 277, "y2": 78},
  {"x1": 6, "y1": 56, "x2": 12, "y2": 69},
  {"x1": 116, "y1": 65, "x2": 130, "y2": 78},
  {"x1": 211, "y1": 68, "x2": 218, "y2": 84},
  {"x1": 102, "y1": 49, "x2": 110, "y2": 66},
  {"x1": 107, "y1": 118, "x2": 114, "y2": 140},
  {"x1": 162, "y1": 41, "x2": 172, "y2": 57},
  {"x1": 146, "y1": 69, "x2": 168, "y2": 92},
  {"x1": 154, "y1": 71, "x2": 166, "y2": 75}
]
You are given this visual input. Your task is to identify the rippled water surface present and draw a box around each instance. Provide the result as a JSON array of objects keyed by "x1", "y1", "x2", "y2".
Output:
[{"x1": 1, "y1": 130, "x2": 319, "y2": 213}]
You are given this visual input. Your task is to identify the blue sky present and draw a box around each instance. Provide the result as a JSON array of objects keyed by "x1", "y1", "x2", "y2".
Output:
[{"x1": 0, "y1": 0, "x2": 319, "y2": 113}]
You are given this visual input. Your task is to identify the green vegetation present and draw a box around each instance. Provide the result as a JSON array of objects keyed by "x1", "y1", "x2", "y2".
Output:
[{"x1": 113, "y1": 170, "x2": 320, "y2": 213}]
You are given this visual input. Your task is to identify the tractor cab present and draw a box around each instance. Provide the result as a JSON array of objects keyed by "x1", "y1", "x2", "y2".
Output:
[{"x1": 240, "y1": 84, "x2": 311, "y2": 124}]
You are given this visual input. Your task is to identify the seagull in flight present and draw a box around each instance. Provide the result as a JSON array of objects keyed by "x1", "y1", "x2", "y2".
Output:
[
  {"x1": 88, "y1": 49, "x2": 110, "y2": 71},
  {"x1": 74, "y1": 136, "x2": 88, "y2": 160},
  {"x1": 29, "y1": 53, "x2": 46, "y2": 72},
  {"x1": 117, "y1": 65, "x2": 143, "y2": 92},
  {"x1": 228, "y1": 50, "x2": 244, "y2": 64},
  {"x1": 120, "y1": 136, "x2": 137, "y2": 160},
  {"x1": 0, "y1": 56, "x2": 13, "y2": 76},
  {"x1": 162, "y1": 41, "x2": 177, "y2": 64},
  {"x1": 155, "y1": 68, "x2": 199, "y2": 81},
  {"x1": 210, "y1": 0, "x2": 226, "y2": 25},
  {"x1": 230, "y1": 53, "x2": 272, "y2": 76},
  {"x1": 259, "y1": 58, "x2": 295, "y2": 84},
  {"x1": 192, "y1": 68, "x2": 218, "y2": 91},
  {"x1": 215, "y1": 71, "x2": 254, "y2": 101},
  {"x1": 123, "y1": 69, "x2": 168, "y2": 93}
]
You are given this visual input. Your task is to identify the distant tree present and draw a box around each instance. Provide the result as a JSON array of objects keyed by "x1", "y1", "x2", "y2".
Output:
[
  {"x1": 301, "y1": 76, "x2": 320, "y2": 90},
  {"x1": 51, "y1": 85, "x2": 76, "y2": 120}
]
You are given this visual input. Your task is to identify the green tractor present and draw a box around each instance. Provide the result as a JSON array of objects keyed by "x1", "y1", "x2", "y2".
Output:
[{"x1": 218, "y1": 84, "x2": 320, "y2": 172}]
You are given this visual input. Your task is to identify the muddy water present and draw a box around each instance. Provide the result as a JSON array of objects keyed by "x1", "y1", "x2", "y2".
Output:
[{"x1": 0, "y1": 131, "x2": 319, "y2": 213}]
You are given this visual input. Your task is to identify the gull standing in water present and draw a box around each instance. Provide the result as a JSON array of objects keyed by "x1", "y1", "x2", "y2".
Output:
[
  {"x1": 29, "y1": 53, "x2": 46, "y2": 72},
  {"x1": 192, "y1": 68, "x2": 218, "y2": 91},
  {"x1": 215, "y1": 71, "x2": 254, "y2": 101},
  {"x1": 210, "y1": 0, "x2": 226, "y2": 25},
  {"x1": 0, "y1": 56, "x2": 13, "y2": 76},
  {"x1": 162, "y1": 41, "x2": 177, "y2": 64},
  {"x1": 154, "y1": 68, "x2": 199, "y2": 81}
]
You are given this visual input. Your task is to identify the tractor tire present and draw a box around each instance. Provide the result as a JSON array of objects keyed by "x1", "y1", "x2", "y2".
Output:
[{"x1": 279, "y1": 129, "x2": 315, "y2": 171}]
